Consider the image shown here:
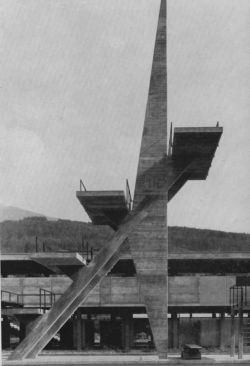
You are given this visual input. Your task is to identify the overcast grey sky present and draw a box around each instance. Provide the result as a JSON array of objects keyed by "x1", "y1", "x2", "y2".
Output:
[{"x1": 1, "y1": 0, "x2": 250, "y2": 233}]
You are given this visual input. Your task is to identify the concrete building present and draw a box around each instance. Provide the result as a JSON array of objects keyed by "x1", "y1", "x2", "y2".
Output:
[{"x1": 1, "y1": 0, "x2": 249, "y2": 361}]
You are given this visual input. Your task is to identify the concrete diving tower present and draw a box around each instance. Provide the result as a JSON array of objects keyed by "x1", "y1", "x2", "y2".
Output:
[{"x1": 8, "y1": 0, "x2": 222, "y2": 361}]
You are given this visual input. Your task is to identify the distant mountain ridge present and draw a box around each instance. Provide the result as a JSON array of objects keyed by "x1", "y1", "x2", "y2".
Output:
[
  {"x1": 0, "y1": 215, "x2": 249, "y2": 254},
  {"x1": 0, "y1": 204, "x2": 58, "y2": 222}
]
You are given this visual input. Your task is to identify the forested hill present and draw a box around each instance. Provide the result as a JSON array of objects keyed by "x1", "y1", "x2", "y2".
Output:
[{"x1": 1, "y1": 216, "x2": 249, "y2": 254}]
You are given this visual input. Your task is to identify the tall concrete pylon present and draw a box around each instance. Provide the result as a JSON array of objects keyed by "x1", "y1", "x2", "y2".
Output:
[{"x1": 128, "y1": 0, "x2": 168, "y2": 359}]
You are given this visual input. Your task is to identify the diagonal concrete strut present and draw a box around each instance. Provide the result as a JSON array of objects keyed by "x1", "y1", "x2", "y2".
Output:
[{"x1": 8, "y1": 195, "x2": 159, "y2": 360}]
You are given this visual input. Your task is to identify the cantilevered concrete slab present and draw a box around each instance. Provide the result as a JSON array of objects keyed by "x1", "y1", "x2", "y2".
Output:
[
  {"x1": 30, "y1": 253, "x2": 86, "y2": 276},
  {"x1": 167, "y1": 127, "x2": 223, "y2": 201},
  {"x1": 172, "y1": 127, "x2": 223, "y2": 180},
  {"x1": 30, "y1": 253, "x2": 86, "y2": 267},
  {"x1": 76, "y1": 191, "x2": 129, "y2": 229},
  {"x1": 2, "y1": 308, "x2": 43, "y2": 316}
]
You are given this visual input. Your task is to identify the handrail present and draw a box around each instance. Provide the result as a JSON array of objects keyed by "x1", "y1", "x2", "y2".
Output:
[
  {"x1": 1, "y1": 290, "x2": 22, "y2": 305},
  {"x1": 35, "y1": 236, "x2": 94, "y2": 263},
  {"x1": 168, "y1": 122, "x2": 173, "y2": 156},
  {"x1": 230, "y1": 285, "x2": 249, "y2": 308},
  {"x1": 80, "y1": 180, "x2": 87, "y2": 191},
  {"x1": 36, "y1": 236, "x2": 51, "y2": 253},
  {"x1": 126, "y1": 179, "x2": 133, "y2": 211},
  {"x1": 39, "y1": 288, "x2": 56, "y2": 311}
]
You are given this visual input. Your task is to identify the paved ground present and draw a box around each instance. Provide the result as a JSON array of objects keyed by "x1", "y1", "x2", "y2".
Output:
[{"x1": 2, "y1": 353, "x2": 250, "y2": 365}]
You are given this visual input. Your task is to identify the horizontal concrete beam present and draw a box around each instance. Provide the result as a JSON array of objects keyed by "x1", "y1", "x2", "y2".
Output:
[{"x1": 2, "y1": 252, "x2": 250, "y2": 262}]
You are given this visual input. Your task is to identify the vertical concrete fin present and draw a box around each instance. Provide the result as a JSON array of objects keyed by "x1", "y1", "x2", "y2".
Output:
[
  {"x1": 129, "y1": 0, "x2": 168, "y2": 359},
  {"x1": 133, "y1": 0, "x2": 167, "y2": 207}
]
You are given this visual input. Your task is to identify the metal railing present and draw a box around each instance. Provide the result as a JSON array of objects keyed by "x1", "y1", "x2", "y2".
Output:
[
  {"x1": 36, "y1": 236, "x2": 52, "y2": 253},
  {"x1": 35, "y1": 236, "x2": 94, "y2": 263},
  {"x1": 39, "y1": 289, "x2": 56, "y2": 310},
  {"x1": 1, "y1": 290, "x2": 23, "y2": 305},
  {"x1": 168, "y1": 122, "x2": 173, "y2": 156},
  {"x1": 80, "y1": 179, "x2": 87, "y2": 191},
  {"x1": 126, "y1": 179, "x2": 133, "y2": 211},
  {"x1": 230, "y1": 285, "x2": 249, "y2": 308}
]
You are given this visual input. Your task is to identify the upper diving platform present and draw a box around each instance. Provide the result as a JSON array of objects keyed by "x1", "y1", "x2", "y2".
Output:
[
  {"x1": 171, "y1": 126, "x2": 223, "y2": 180},
  {"x1": 76, "y1": 190, "x2": 130, "y2": 230}
]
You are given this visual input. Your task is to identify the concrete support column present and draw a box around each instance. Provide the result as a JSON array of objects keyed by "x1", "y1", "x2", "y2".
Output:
[
  {"x1": 172, "y1": 312, "x2": 179, "y2": 349},
  {"x1": 73, "y1": 317, "x2": 76, "y2": 348},
  {"x1": 129, "y1": 314, "x2": 134, "y2": 349},
  {"x1": 76, "y1": 309, "x2": 82, "y2": 351},
  {"x1": 1, "y1": 316, "x2": 10, "y2": 349},
  {"x1": 212, "y1": 313, "x2": 216, "y2": 318},
  {"x1": 230, "y1": 310, "x2": 235, "y2": 357},
  {"x1": 94, "y1": 319, "x2": 100, "y2": 348},
  {"x1": 121, "y1": 310, "x2": 130, "y2": 352},
  {"x1": 220, "y1": 312, "x2": 226, "y2": 351},
  {"x1": 238, "y1": 307, "x2": 243, "y2": 360},
  {"x1": 81, "y1": 319, "x2": 86, "y2": 349},
  {"x1": 125, "y1": 311, "x2": 130, "y2": 352}
]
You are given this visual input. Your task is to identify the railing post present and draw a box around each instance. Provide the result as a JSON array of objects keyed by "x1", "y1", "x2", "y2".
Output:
[
  {"x1": 39, "y1": 289, "x2": 41, "y2": 310},
  {"x1": 80, "y1": 180, "x2": 87, "y2": 192},
  {"x1": 36, "y1": 237, "x2": 38, "y2": 252},
  {"x1": 238, "y1": 306, "x2": 243, "y2": 359},
  {"x1": 241, "y1": 286, "x2": 243, "y2": 308},
  {"x1": 168, "y1": 122, "x2": 173, "y2": 156},
  {"x1": 126, "y1": 179, "x2": 132, "y2": 211},
  {"x1": 230, "y1": 309, "x2": 235, "y2": 357},
  {"x1": 91, "y1": 247, "x2": 93, "y2": 260},
  {"x1": 87, "y1": 242, "x2": 89, "y2": 262},
  {"x1": 82, "y1": 237, "x2": 84, "y2": 259}
]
